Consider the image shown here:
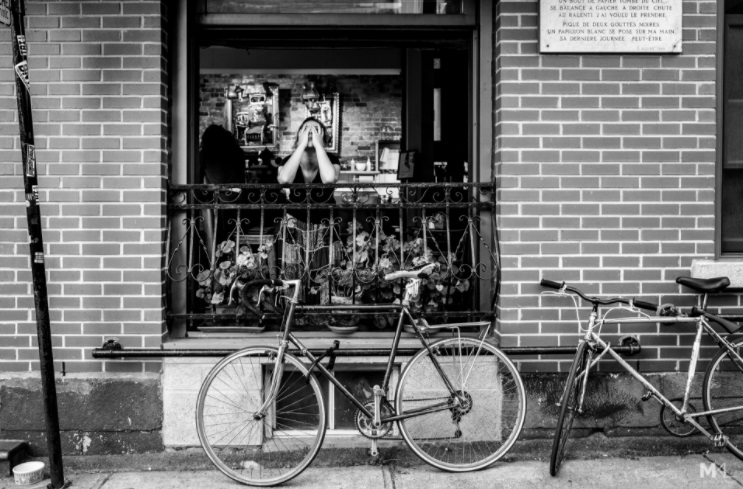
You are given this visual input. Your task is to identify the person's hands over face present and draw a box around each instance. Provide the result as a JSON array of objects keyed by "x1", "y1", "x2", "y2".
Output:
[
  {"x1": 298, "y1": 125, "x2": 310, "y2": 148},
  {"x1": 310, "y1": 125, "x2": 324, "y2": 149}
]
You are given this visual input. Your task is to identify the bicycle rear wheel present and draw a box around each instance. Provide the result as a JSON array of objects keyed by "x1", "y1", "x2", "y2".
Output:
[
  {"x1": 395, "y1": 337, "x2": 526, "y2": 472},
  {"x1": 550, "y1": 341, "x2": 589, "y2": 476},
  {"x1": 703, "y1": 337, "x2": 743, "y2": 460},
  {"x1": 196, "y1": 346, "x2": 326, "y2": 486}
]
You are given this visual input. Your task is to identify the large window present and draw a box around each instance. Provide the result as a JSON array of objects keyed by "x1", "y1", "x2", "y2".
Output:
[
  {"x1": 166, "y1": 1, "x2": 494, "y2": 338},
  {"x1": 721, "y1": 1, "x2": 743, "y2": 254}
]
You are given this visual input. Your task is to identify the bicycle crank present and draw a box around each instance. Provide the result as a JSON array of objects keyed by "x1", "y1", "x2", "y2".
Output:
[
  {"x1": 660, "y1": 398, "x2": 698, "y2": 437},
  {"x1": 356, "y1": 401, "x2": 393, "y2": 440}
]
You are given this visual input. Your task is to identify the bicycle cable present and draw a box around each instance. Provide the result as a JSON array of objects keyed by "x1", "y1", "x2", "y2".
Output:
[{"x1": 595, "y1": 305, "x2": 652, "y2": 339}]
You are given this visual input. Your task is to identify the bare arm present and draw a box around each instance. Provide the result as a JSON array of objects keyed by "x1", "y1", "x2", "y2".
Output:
[
  {"x1": 311, "y1": 128, "x2": 339, "y2": 183},
  {"x1": 277, "y1": 129, "x2": 309, "y2": 184}
]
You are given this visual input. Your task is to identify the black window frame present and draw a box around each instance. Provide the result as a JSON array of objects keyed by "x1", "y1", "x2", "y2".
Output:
[
  {"x1": 167, "y1": 0, "x2": 495, "y2": 339},
  {"x1": 717, "y1": 0, "x2": 743, "y2": 257}
]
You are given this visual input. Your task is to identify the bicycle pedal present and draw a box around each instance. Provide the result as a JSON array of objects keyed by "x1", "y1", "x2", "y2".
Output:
[{"x1": 713, "y1": 433, "x2": 729, "y2": 448}]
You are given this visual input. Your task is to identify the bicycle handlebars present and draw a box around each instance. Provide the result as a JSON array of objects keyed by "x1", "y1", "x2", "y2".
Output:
[
  {"x1": 540, "y1": 278, "x2": 659, "y2": 311},
  {"x1": 239, "y1": 278, "x2": 302, "y2": 305},
  {"x1": 540, "y1": 278, "x2": 564, "y2": 290},
  {"x1": 384, "y1": 263, "x2": 437, "y2": 282},
  {"x1": 632, "y1": 300, "x2": 658, "y2": 312},
  {"x1": 243, "y1": 279, "x2": 285, "y2": 289}
]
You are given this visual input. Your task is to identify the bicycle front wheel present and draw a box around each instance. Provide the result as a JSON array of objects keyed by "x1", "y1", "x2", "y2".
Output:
[
  {"x1": 550, "y1": 341, "x2": 589, "y2": 476},
  {"x1": 395, "y1": 337, "x2": 526, "y2": 472},
  {"x1": 196, "y1": 346, "x2": 326, "y2": 487},
  {"x1": 703, "y1": 337, "x2": 743, "y2": 460}
]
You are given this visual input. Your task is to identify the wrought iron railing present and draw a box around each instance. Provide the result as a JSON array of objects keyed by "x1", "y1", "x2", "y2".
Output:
[{"x1": 166, "y1": 183, "x2": 497, "y2": 334}]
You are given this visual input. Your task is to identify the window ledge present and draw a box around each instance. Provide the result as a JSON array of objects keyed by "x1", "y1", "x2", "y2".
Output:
[
  {"x1": 163, "y1": 333, "x2": 429, "y2": 352},
  {"x1": 691, "y1": 259, "x2": 743, "y2": 289}
]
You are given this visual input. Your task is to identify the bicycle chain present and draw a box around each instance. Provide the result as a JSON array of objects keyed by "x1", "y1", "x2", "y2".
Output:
[{"x1": 360, "y1": 397, "x2": 457, "y2": 441}]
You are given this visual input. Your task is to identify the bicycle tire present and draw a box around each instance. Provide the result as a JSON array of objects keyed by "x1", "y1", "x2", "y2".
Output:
[
  {"x1": 196, "y1": 346, "x2": 327, "y2": 487},
  {"x1": 550, "y1": 341, "x2": 589, "y2": 476},
  {"x1": 395, "y1": 337, "x2": 527, "y2": 472},
  {"x1": 703, "y1": 337, "x2": 743, "y2": 461}
]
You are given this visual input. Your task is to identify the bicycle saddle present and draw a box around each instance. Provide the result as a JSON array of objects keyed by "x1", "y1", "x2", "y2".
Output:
[{"x1": 676, "y1": 276, "x2": 730, "y2": 294}]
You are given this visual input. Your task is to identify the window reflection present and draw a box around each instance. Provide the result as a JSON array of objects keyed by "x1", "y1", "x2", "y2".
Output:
[{"x1": 204, "y1": 0, "x2": 463, "y2": 15}]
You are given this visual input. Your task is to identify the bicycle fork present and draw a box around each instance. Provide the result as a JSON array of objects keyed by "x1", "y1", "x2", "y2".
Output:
[
  {"x1": 253, "y1": 341, "x2": 288, "y2": 420},
  {"x1": 576, "y1": 349, "x2": 592, "y2": 414}
]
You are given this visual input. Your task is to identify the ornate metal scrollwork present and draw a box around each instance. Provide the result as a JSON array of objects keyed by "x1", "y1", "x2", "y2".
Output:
[{"x1": 166, "y1": 182, "x2": 498, "y2": 330}]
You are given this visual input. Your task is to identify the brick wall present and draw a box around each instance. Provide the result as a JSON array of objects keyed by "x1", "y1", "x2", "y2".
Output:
[
  {"x1": 0, "y1": 1, "x2": 168, "y2": 373},
  {"x1": 495, "y1": 0, "x2": 741, "y2": 372},
  {"x1": 200, "y1": 74, "x2": 402, "y2": 161}
]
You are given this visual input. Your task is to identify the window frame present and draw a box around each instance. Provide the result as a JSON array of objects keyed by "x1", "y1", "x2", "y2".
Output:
[
  {"x1": 168, "y1": 0, "x2": 495, "y2": 340},
  {"x1": 196, "y1": 0, "x2": 477, "y2": 26},
  {"x1": 716, "y1": 1, "x2": 743, "y2": 257}
]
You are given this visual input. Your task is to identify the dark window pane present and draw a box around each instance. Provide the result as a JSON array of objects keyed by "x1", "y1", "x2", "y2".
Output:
[
  {"x1": 723, "y1": 18, "x2": 743, "y2": 253},
  {"x1": 274, "y1": 370, "x2": 329, "y2": 428},
  {"x1": 728, "y1": 0, "x2": 743, "y2": 14},
  {"x1": 724, "y1": 102, "x2": 743, "y2": 166},
  {"x1": 333, "y1": 370, "x2": 385, "y2": 429},
  {"x1": 726, "y1": 27, "x2": 743, "y2": 100},
  {"x1": 722, "y1": 169, "x2": 743, "y2": 253}
]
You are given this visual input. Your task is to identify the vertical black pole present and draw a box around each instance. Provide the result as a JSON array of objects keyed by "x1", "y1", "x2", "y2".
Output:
[{"x1": 9, "y1": 0, "x2": 66, "y2": 487}]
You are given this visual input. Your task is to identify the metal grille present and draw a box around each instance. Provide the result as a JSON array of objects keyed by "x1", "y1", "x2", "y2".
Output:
[{"x1": 166, "y1": 182, "x2": 497, "y2": 332}]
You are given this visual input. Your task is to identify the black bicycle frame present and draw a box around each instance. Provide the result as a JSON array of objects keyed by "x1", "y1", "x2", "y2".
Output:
[{"x1": 280, "y1": 300, "x2": 464, "y2": 421}]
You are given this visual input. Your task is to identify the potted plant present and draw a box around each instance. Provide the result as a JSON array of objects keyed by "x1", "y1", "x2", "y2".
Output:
[
  {"x1": 195, "y1": 238, "x2": 274, "y2": 332},
  {"x1": 324, "y1": 223, "x2": 377, "y2": 333}
]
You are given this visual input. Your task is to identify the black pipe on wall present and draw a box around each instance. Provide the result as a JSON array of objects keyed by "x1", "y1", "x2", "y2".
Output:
[{"x1": 92, "y1": 345, "x2": 641, "y2": 358}]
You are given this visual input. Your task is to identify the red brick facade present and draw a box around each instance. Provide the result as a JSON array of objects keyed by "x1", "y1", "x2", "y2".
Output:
[
  {"x1": 0, "y1": 0, "x2": 738, "y2": 376},
  {"x1": 495, "y1": 0, "x2": 737, "y2": 372},
  {"x1": 0, "y1": 0, "x2": 167, "y2": 373}
]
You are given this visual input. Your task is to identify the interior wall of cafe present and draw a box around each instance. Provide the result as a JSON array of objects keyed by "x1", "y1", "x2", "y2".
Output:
[
  {"x1": 493, "y1": 0, "x2": 743, "y2": 374},
  {"x1": 199, "y1": 73, "x2": 403, "y2": 161}
]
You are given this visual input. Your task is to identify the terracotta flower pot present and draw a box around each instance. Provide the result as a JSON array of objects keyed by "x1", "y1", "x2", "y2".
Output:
[{"x1": 328, "y1": 296, "x2": 360, "y2": 334}]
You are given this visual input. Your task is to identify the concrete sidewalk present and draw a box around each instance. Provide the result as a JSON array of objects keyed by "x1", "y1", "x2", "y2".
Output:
[{"x1": 5, "y1": 452, "x2": 743, "y2": 489}]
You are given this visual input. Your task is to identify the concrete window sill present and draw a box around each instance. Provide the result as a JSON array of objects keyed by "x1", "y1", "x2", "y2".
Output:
[
  {"x1": 691, "y1": 259, "x2": 743, "y2": 289},
  {"x1": 163, "y1": 332, "x2": 441, "y2": 352}
]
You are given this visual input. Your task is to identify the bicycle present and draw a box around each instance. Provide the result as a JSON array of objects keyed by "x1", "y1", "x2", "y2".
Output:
[
  {"x1": 195, "y1": 263, "x2": 527, "y2": 486},
  {"x1": 541, "y1": 276, "x2": 743, "y2": 476}
]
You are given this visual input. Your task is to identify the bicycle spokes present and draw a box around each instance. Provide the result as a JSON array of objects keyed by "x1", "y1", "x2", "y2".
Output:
[
  {"x1": 396, "y1": 338, "x2": 526, "y2": 471},
  {"x1": 197, "y1": 348, "x2": 326, "y2": 486}
]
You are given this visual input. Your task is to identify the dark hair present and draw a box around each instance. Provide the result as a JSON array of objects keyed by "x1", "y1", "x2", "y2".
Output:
[
  {"x1": 294, "y1": 117, "x2": 330, "y2": 149},
  {"x1": 200, "y1": 124, "x2": 246, "y2": 184}
]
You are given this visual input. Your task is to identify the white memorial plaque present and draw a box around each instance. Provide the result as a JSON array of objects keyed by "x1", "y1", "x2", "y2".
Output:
[{"x1": 540, "y1": 0, "x2": 682, "y2": 53}]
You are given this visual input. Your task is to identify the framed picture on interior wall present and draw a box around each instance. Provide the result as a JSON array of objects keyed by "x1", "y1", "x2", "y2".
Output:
[
  {"x1": 229, "y1": 82, "x2": 279, "y2": 151},
  {"x1": 376, "y1": 140, "x2": 401, "y2": 172},
  {"x1": 397, "y1": 151, "x2": 416, "y2": 180},
  {"x1": 305, "y1": 92, "x2": 341, "y2": 153}
]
